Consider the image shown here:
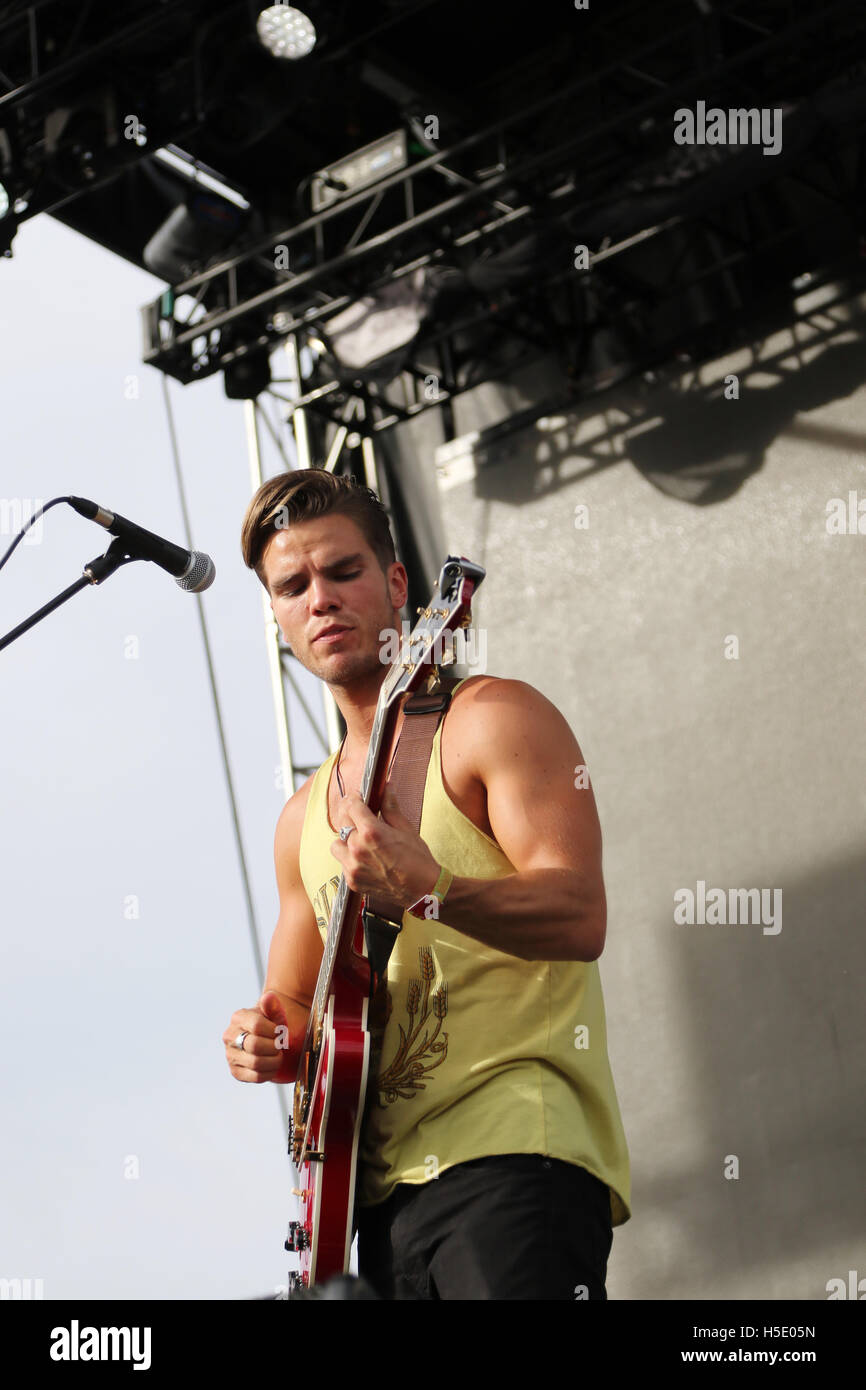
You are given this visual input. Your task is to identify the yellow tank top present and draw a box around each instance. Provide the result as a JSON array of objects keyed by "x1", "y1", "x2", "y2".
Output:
[{"x1": 298, "y1": 679, "x2": 631, "y2": 1226}]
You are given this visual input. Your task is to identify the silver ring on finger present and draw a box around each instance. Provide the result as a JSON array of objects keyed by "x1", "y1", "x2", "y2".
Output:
[
  {"x1": 235, "y1": 1031, "x2": 249, "y2": 1051},
  {"x1": 339, "y1": 824, "x2": 355, "y2": 842}
]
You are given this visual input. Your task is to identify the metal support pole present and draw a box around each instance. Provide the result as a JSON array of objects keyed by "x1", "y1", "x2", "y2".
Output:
[
  {"x1": 284, "y1": 335, "x2": 311, "y2": 469},
  {"x1": 244, "y1": 399, "x2": 298, "y2": 799},
  {"x1": 282, "y1": 336, "x2": 345, "y2": 760},
  {"x1": 358, "y1": 408, "x2": 411, "y2": 634}
]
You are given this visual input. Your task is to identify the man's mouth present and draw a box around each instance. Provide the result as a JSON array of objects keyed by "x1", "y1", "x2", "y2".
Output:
[{"x1": 313, "y1": 625, "x2": 353, "y2": 644}]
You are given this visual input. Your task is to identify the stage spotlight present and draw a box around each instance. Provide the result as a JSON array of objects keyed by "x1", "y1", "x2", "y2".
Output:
[
  {"x1": 143, "y1": 191, "x2": 247, "y2": 282},
  {"x1": 0, "y1": 181, "x2": 8, "y2": 219},
  {"x1": 256, "y1": 6, "x2": 316, "y2": 60},
  {"x1": 223, "y1": 347, "x2": 272, "y2": 400}
]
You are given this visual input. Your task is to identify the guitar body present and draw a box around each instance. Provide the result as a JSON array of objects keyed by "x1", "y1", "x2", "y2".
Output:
[{"x1": 288, "y1": 932, "x2": 371, "y2": 1290}]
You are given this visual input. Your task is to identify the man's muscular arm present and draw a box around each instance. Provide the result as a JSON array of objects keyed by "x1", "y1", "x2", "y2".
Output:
[
  {"x1": 421, "y1": 678, "x2": 606, "y2": 962},
  {"x1": 334, "y1": 679, "x2": 606, "y2": 964},
  {"x1": 222, "y1": 780, "x2": 323, "y2": 1083}
]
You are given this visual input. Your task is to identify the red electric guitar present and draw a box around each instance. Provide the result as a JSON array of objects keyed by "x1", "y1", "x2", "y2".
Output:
[{"x1": 284, "y1": 555, "x2": 485, "y2": 1294}]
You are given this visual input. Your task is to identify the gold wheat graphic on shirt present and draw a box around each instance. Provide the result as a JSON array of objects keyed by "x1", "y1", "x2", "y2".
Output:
[{"x1": 377, "y1": 945, "x2": 449, "y2": 1105}]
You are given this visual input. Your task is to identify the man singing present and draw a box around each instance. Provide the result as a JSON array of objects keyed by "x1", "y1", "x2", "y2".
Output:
[{"x1": 223, "y1": 467, "x2": 631, "y2": 1299}]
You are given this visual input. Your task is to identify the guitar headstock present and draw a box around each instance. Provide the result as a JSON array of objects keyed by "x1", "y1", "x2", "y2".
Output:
[{"x1": 379, "y1": 555, "x2": 486, "y2": 708}]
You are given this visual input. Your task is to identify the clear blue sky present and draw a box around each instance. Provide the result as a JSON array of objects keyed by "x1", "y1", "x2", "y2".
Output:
[{"x1": 1, "y1": 213, "x2": 316, "y2": 1298}]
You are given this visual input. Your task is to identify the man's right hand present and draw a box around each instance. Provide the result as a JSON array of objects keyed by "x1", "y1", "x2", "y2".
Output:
[{"x1": 222, "y1": 989, "x2": 305, "y2": 1084}]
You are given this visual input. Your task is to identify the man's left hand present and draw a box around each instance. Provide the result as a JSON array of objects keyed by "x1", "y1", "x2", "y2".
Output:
[{"x1": 331, "y1": 787, "x2": 439, "y2": 910}]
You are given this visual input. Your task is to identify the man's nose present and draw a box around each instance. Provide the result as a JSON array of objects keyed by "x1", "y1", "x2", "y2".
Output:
[{"x1": 308, "y1": 577, "x2": 340, "y2": 610}]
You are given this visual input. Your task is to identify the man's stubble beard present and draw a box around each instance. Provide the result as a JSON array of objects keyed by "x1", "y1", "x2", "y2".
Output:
[
  {"x1": 314, "y1": 644, "x2": 386, "y2": 690},
  {"x1": 297, "y1": 594, "x2": 398, "y2": 691}
]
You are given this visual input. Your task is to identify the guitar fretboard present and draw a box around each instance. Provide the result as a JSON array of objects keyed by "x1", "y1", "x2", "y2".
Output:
[{"x1": 310, "y1": 691, "x2": 392, "y2": 1024}]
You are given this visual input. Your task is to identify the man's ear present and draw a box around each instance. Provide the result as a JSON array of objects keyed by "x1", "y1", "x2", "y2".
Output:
[{"x1": 388, "y1": 560, "x2": 409, "y2": 612}]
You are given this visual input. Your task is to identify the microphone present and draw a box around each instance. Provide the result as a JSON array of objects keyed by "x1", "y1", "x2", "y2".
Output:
[{"x1": 68, "y1": 496, "x2": 215, "y2": 592}]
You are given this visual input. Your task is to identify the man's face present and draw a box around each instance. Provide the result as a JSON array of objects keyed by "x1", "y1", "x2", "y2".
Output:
[{"x1": 261, "y1": 512, "x2": 407, "y2": 687}]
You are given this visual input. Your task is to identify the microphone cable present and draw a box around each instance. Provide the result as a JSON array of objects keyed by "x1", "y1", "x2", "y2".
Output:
[{"x1": 0, "y1": 496, "x2": 71, "y2": 575}]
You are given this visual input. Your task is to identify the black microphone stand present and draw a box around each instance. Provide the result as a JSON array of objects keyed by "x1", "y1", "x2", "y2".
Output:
[{"x1": 0, "y1": 537, "x2": 141, "y2": 653}]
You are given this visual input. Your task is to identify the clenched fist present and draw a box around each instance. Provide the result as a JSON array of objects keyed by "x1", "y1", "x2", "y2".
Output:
[{"x1": 222, "y1": 989, "x2": 306, "y2": 1084}]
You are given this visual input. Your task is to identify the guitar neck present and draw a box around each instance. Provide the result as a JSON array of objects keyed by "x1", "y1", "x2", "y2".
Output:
[{"x1": 310, "y1": 690, "x2": 400, "y2": 1023}]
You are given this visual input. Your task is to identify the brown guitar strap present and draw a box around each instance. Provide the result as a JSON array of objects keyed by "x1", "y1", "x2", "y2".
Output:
[{"x1": 362, "y1": 673, "x2": 460, "y2": 989}]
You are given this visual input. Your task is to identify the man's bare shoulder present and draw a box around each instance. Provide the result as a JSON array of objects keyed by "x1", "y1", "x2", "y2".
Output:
[
  {"x1": 445, "y1": 674, "x2": 575, "y2": 770},
  {"x1": 273, "y1": 766, "x2": 320, "y2": 863},
  {"x1": 444, "y1": 669, "x2": 572, "y2": 761},
  {"x1": 448, "y1": 674, "x2": 565, "y2": 726}
]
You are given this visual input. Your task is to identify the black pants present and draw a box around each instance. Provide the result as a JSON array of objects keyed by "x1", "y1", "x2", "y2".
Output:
[{"x1": 356, "y1": 1153, "x2": 613, "y2": 1300}]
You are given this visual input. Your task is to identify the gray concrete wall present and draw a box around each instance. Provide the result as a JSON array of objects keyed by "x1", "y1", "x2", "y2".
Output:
[{"x1": 413, "y1": 295, "x2": 866, "y2": 1299}]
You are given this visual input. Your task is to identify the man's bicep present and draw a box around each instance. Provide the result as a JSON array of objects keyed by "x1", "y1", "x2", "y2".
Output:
[
  {"x1": 265, "y1": 789, "x2": 323, "y2": 1007},
  {"x1": 478, "y1": 682, "x2": 604, "y2": 879}
]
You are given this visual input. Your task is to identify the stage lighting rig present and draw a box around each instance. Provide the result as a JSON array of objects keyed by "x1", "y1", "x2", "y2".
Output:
[
  {"x1": 255, "y1": 4, "x2": 318, "y2": 60},
  {"x1": 311, "y1": 131, "x2": 408, "y2": 212},
  {"x1": 150, "y1": 147, "x2": 252, "y2": 212}
]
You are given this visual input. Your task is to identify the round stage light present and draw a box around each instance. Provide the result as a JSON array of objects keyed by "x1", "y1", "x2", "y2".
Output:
[
  {"x1": 256, "y1": 6, "x2": 317, "y2": 60},
  {"x1": 0, "y1": 183, "x2": 9, "y2": 219}
]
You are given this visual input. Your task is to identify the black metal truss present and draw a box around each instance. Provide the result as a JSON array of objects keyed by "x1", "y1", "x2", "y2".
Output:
[
  {"x1": 0, "y1": 0, "x2": 437, "y2": 117},
  {"x1": 0, "y1": 0, "x2": 437, "y2": 230},
  {"x1": 139, "y1": 164, "x2": 866, "y2": 446},
  {"x1": 3, "y1": 0, "x2": 866, "y2": 431},
  {"x1": 133, "y1": 0, "x2": 866, "y2": 435}
]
